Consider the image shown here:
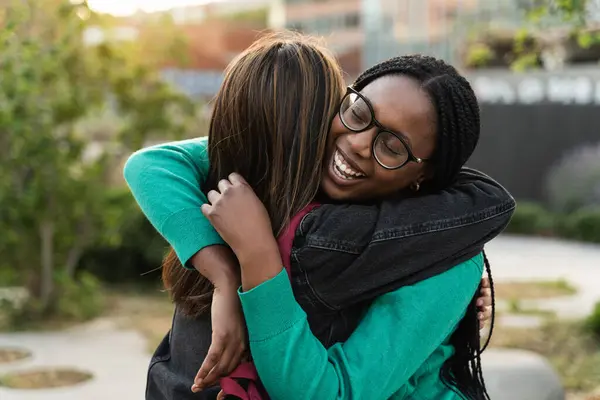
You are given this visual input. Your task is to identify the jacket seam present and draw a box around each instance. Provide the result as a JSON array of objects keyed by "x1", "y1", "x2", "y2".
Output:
[{"x1": 303, "y1": 201, "x2": 515, "y2": 253}]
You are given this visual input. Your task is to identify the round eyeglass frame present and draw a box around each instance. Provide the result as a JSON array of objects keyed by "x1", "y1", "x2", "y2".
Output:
[{"x1": 339, "y1": 87, "x2": 429, "y2": 170}]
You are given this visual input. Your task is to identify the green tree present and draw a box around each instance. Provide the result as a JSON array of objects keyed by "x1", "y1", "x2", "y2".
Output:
[{"x1": 0, "y1": 0, "x2": 195, "y2": 316}]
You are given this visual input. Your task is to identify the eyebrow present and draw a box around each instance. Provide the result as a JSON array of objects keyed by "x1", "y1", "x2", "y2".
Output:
[{"x1": 361, "y1": 92, "x2": 414, "y2": 147}]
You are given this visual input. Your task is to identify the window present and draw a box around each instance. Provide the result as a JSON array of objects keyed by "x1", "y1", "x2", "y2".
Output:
[{"x1": 345, "y1": 13, "x2": 360, "y2": 28}]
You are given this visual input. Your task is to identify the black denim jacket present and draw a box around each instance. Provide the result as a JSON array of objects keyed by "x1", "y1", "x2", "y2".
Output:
[{"x1": 146, "y1": 167, "x2": 515, "y2": 399}]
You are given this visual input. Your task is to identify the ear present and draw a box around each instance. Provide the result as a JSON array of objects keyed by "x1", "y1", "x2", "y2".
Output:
[{"x1": 416, "y1": 163, "x2": 435, "y2": 185}]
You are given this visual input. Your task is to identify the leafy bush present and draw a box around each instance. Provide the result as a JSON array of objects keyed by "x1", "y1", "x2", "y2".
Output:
[
  {"x1": 505, "y1": 202, "x2": 555, "y2": 235},
  {"x1": 559, "y1": 208, "x2": 600, "y2": 244},
  {"x1": 79, "y1": 207, "x2": 167, "y2": 285},
  {"x1": 585, "y1": 301, "x2": 600, "y2": 339},
  {"x1": 1, "y1": 272, "x2": 104, "y2": 330},
  {"x1": 54, "y1": 271, "x2": 105, "y2": 321},
  {"x1": 464, "y1": 43, "x2": 494, "y2": 68},
  {"x1": 546, "y1": 143, "x2": 600, "y2": 214}
]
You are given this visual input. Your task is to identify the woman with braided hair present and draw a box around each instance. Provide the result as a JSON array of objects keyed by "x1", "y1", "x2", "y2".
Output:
[{"x1": 125, "y1": 35, "x2": 513, "y2": 400}]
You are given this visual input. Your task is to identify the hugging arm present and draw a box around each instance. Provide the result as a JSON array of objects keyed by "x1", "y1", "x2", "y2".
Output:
[
  {"x1": 125, "y1": 138, "x2": 502, "y2": 310},
  {"x1": 124, "y1": 138, "x2": 245, "y2": 387},
  {"x1": 237, "y1": 256, "x2": 484, "y2": 399},
  {"x1": 295, "y1": 168, "x2": 515, "y2": 309},
  {"x1": 123, "y1": 137, "x2": 225, "y2": 271}
]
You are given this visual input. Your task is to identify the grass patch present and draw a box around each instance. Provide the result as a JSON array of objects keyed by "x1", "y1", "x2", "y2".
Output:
[
  {"x1": 0, "y1": 368, "x2": 93, "y2": 389},
  {"x1": 490, "y1": 320, "x2": 600, "y2": 392},
  {"x1": 495, "y1": 279, "x2": 577, "y2": 300},
  {"x1": 505, "y1": 298, "x2": 557, "y2": 317},
  {"x1": 103, "y1": 289, "x2": 174, "y2": 353},
  {"x1": 0, "y1": 347, "x2": 31, "y2": 364}
]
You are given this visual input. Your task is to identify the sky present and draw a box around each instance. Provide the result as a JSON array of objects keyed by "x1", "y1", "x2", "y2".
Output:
[{"x1": 87, "y1": 0, "x2": 217, "y2": 16}]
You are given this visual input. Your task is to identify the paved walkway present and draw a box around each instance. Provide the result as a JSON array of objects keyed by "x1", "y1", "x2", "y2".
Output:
[
  {"x1": 486, "y1": 235, "x2": 600, "y2": 318},
  {"x1": 0, "y1": 235, "x2": 599, "y2": 399},
  {"x1": 0, "y1": 319, "x2": 149, "y2": 400}
]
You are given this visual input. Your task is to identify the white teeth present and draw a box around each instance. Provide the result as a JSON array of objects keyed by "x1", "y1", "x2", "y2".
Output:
[{"x1": 332, "y1": 150, "x2": 364, "y2": 180}]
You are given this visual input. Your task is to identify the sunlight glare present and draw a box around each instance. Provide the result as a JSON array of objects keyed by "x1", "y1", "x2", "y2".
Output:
[{"x1": 87, "y1": 0, "x2": 215, "y2": 16}]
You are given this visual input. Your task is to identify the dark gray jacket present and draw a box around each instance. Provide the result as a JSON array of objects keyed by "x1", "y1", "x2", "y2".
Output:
[{"x1": 146, "y1": 168, "x2": 515, "y2": 399}]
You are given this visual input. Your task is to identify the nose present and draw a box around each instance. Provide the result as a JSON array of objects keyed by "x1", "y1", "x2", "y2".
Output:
[{"x1": 346, "y1": 128, "x2": 375, "y2": 159}]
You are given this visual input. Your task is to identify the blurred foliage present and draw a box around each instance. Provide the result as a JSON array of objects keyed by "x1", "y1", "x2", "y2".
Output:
[
  {"x1": 463, "y1": 29, "x2": 543, "y2": 69},
  {"x1": 559, "y1": 208, "x2": 600, "y2": 244},
  {"x1": 507, "y1": 143, "x2": 600, "y2": 242},
  {"x1": 219, "y1": 7, "x2": 269, "y2": 27},
  {"x1": 464, "y1": 0, "x2": 600, "y2": 70},
  {"x1": 545, "y1": 142, "x2": 600, "y2": 214},
  {"x1": 464, "y1": 43, "x2": 494, "y2": 68},
  {"x1": 507, "y1": 202, "x2": 600, "y2": 244},
  {"x1": 0, "y1": 0, "x2": 197, "y2": 321},
  {"x1": 506, "y1": 202, "x2": 556, "y2": 235},
  {"x1": 586, "y1": 301, "x2": 600, "y2": 339}
]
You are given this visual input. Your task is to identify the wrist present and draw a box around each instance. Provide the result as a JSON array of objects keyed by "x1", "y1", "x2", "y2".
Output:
[
  {"x1": 211, "y1": 268, "x2": 241, "y2": 290},
  {"x1": 238, "y1": 241, "x2": 283, "y2": 292},
  {"x1": 190, "y1": 245, "x2": 240, "y2": 287},
  {"x1": 235, "y1": 239, "x2": 279, "y2": 267}
]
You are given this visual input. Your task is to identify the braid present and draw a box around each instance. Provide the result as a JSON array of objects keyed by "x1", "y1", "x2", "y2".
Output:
[{"x1": 355, "y1": 55, "x2": 493, "y2": 399}]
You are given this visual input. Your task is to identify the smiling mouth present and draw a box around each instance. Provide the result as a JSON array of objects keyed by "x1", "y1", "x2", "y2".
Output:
[{"x1": 332, "y1": 149, "x2": 365, "y2": 181}]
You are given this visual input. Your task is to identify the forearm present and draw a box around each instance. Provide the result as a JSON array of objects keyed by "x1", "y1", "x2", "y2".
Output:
[
  {"x1": 239, "y1": 256, "x2": 484, "y2": 400},
  {"x1": 190, "y1": 245, "x2": 240, "y2": 287},
  {"x1": 123, "y1": 137, "x2": 225, "y2": 266}
]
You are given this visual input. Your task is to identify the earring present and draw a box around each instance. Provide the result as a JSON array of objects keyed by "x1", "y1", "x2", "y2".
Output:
[{"x1": 411, "y1": 182, "x2": 421, "y2": 192}]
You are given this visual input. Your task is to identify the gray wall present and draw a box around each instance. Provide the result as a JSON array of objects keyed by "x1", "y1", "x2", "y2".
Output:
[{"x1": 467, "y1": 68, "x2": 600, "y2": 202}]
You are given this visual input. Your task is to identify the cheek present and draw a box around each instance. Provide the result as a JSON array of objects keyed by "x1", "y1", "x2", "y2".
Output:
[
  {"x1": 329, "y1": 115, "x2": 345, "y2": 141},
  {"x1": 369, "y1": 165, "x2": 420, "y2": 195}
]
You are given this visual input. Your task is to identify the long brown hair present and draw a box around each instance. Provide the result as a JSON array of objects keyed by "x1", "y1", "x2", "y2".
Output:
[{"x1": 162, "y1": 32, "x2": 345, "y2": 316}]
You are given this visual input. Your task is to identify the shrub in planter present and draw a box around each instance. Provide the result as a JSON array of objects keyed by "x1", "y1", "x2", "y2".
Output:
[
  {"x1": 462, "y1": 29, "x2": 542, "y2": 70},
  {"x1": 464, "y1": 43, "x2": 494, "y2": 69},
  {"x1": 545, "y1": 143, "x2": 600, "y2": 215},
  {"x1": 506, "y1": 202, "x2": 555, "y2": 235},
  {"x1": 559, "y1": 208, "x2": 600, "y2": 244}
]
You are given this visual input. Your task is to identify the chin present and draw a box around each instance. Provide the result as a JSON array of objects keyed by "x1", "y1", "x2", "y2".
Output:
[{"x1": 320, "y1": 178, "x2": 350, "y2": 201}]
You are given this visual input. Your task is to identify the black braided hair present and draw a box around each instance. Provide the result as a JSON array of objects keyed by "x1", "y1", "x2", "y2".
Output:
[{"x1": 354, "y1": 55, "x2": 494, "y2": 400}]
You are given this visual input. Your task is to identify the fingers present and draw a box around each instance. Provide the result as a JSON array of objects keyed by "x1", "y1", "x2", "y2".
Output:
[
  {"x1": 478, "y1": 306, "x2": 492, "y2": 329},
  {"x1": 207, "y1": 189, "x2": 220, "y2": 205},
  {"x1": 225, "y1": 346, "x2": 246, "y2": 376},
  {"x1": 476, "y1": 289, "x2": 492, "y2": 308},
  {"x1": 481, "y1": 276, "x2": 490, "y2": 288},
  {"x1": 201, "y1": 203, "x2": 212, "y2": 217},
  {"x1": 193, "y1": 339, "x2": 225, "y2": 390},
  {"x1": 217, "y1": 390, "x2": 226, "y2": 400},
  {"x1": 228, "y1": 172, "x2": 247, "y2": 186},
  {"x1": 201, "y1": 346, "x2": 237, "y2": 389},
  {"x1": 217, "y1": 179, "x2": 233, "y2": 193}
]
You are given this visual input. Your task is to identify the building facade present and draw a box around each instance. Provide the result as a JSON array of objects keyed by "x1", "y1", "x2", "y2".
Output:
[
  {"x1": 361, "y1": 0, "x2": 535, "y2": 69},
  {"x1": 269, "y1": 0, "x2": 363, "y2": 79}
]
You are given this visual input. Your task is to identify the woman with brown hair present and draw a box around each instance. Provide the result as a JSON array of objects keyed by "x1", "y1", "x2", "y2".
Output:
[{"x1": 125, "y1": 32, "x2": 511, "y2": 399}]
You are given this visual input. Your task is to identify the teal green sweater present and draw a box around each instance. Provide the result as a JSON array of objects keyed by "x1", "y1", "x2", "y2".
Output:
[{"x1": 124, "y1": 137, "x2": 483, "y2": 400}]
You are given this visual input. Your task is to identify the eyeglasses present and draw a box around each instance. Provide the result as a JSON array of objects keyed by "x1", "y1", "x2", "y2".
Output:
[{"x1": 338, "y1": 87, "x2": 429, "y2": 170}]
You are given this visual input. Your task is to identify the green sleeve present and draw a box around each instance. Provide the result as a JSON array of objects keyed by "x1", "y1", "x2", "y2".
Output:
[
  {"x1": 123, "y1": 137, "x2": 224, "y2": 267},
  {"x1": 238, "y1": 254, "x2": 484, "y2": 400}
]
